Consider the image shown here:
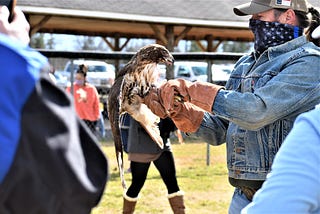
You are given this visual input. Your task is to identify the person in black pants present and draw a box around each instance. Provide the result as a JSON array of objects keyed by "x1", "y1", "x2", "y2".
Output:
[{"x1": 121, "y1": 116, "x2": 185, "y2": 214}]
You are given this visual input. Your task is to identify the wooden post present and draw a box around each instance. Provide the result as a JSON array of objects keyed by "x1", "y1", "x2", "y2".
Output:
[
  {"x1": 114, "y1": 35, "x2": 121, "y2": 73},
  {"x1": 165, "y1": 25, "x2": 175, "y2": 80}
]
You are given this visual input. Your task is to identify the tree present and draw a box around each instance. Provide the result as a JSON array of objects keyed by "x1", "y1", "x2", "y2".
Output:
[
  {"x1": 76, "y1": 36, "x2": 98, "y2": 50},
  {"x1": 46, "y1": 34, "x2": 56, "y2": 49},
  {"x1": 30, "y1": 33, "x2": 46, "y2": 49},
  {"x1": 189, "y1": 41, "x2": 203, "y2": 52},
  {"x1": 221, "y1": 41, "x2": 252, "y2": 53}
]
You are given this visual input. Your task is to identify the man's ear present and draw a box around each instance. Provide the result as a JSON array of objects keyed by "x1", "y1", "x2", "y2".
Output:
[{"x1": 283, "y1": 9, "x2": 297, "y2": 25}]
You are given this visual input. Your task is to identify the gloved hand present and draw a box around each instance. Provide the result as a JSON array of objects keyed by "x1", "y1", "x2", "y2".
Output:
[
  {"x1": 143, "y1": 87, "x2": 169, "y2": 119},
  {"x1": 143, "y1": 88, "x2": 205, "y2": 132},
  {"x1": 169, "y1": 101, "x2": 206, "y2": 133},
  {"x1": 161, "y1": 78, "x2": 224, "y2": 112},
  {"x1": 143, "y1": 79, "x2": 223, "y2": 133}
]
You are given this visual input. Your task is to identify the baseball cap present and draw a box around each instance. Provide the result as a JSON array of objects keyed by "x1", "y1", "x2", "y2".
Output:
[{"x1": 234, "y1": 0, "x2": 308, "y2": 16}]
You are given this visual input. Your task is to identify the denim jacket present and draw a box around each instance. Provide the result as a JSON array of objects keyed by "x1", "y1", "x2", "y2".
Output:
[{"x1": 196, "y1": 36, "x2": 320, "y2": 182}]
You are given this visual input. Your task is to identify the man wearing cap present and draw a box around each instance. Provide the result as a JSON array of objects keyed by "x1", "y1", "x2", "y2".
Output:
[
  {"x1": 240, "y1": 25, "x2": 320, "y2": 213},
  {"x1": 141, "y1": 0, "x2": 320, "y2": 213}
]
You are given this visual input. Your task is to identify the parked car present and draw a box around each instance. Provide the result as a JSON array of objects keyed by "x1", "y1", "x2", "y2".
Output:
[
  {"x1": 158, "y1": 62, "x2": 234, "y2": 86},
  {"x1": 174, "y1": 61, "x2": 208, "y2": 82},
  {"x1": 54, "y1": 70, "x2": 69, "y2": 88},
  {"x1": 55, "y1": 59, "x2": 115, "y2": 93},
  {"x1": 211, "y1": 64, "x2": 234, "y2": 86},
  {"x1": 156, "y1": 64, "x2": 167, "y2": 82}
]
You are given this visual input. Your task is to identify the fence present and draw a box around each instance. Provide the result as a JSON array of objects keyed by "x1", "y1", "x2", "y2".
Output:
[{"x1": 40, "y1": 49, "x2": 243, "y2": 83}]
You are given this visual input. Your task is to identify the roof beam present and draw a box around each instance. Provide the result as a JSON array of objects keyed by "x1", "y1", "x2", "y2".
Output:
[
  {"x1": 149, "y1": 24, "x2": 167, "y2": 45},
  {"x1": 174, "y1": 26, "x2": 192, "y2": 46},
  {"x1": 30, "y1": 15, "x2": 52, "y2": 36},
  {"x1": 102, "y1": 37, "x2": 131, "y2": 51}
]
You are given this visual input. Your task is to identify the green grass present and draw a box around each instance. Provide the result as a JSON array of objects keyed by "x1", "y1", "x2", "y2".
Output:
[{"x1": 92, "y1": 138, "x2": 233, "y2": 214}]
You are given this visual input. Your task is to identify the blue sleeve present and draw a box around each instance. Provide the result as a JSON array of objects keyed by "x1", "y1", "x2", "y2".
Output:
[
  {"x1": 0, "y1": 34, "x2": 48, "y2": 182},
  {"x1": 195, "y1": 112, "x2": 227, "y2": 146},
  {"x1": 242, "y1": 108, "x2": 320, "y2": 213}
]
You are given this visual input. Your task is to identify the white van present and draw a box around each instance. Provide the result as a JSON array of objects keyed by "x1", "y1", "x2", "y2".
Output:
[
  {"x1": 174, "y1": 61, "x2": 208, "y2": 82},
  {"x1": 57, "y1": 60, "x2": 115, "y2": 93},
  {"x1": 211, "y1": 64, "x2": 234, "y2": 85}
]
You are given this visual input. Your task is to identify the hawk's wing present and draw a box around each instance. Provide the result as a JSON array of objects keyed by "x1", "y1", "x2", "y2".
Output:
[
  {"x1": 119, "y1": 63, "x2": 163, "y2": 149},
  {"x1": 108, "y1": 75, "x2": 127, "y2": 189}
]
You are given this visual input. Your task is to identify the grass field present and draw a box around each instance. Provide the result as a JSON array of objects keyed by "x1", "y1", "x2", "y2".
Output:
[{"x1": 92, "y1": 138, "x2": 234, "y2": 214}]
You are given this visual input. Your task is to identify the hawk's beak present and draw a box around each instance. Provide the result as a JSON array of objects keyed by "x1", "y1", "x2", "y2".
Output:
[{"x1": 165, "y1": 57, "x2": 174, "y2": 66}]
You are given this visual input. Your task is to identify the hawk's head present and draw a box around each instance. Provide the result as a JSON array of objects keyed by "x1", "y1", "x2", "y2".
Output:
[{"x1": 136, "y1": 44, "x2": 174, "y2": 66}]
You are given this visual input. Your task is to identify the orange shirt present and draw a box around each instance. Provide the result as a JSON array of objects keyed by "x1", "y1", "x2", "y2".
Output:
[{"x1": 66, "y1": 83, "x2": 100, "y2": 121}]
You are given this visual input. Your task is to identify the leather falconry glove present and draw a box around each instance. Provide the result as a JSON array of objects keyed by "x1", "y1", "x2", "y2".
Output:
[
  {"x1": 144, "y1": 88, "x2": 205, "y2": 132},
  {"x1": 163, "y1": 78, "x2": 224, "y2": 112},
  {"x1": 143, "y1": 87, "x2": 169, "y2": 119},
  {"x1": 169, "y1": 101, "x2": 206, "y2": 133},
  {"x1": 143, "y1": 79, "x2": 223, "y2": 133}
]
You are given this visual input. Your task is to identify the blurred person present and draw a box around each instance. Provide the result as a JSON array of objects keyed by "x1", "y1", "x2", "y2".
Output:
[
  {"x1": 66, "y1": 64, "x2": 100, "y2": 134},
  {"x1": 97, "y1": 108, "x2": 106, "y2": 140},
  {"x1": 241, "y1": 106, "x2": 320, "y2": 213},
  {"x1": 48, "y1": 64, "x2": 57, "y2": 84},
  {"x1": 311, "y1": 24, "x2": 320, "y2": 45},
  {"x1": 122, "y1": 117, "x2": 185, "y2": 214},
  {"x1": 175, "y1": 129, "x2": 184, "y2": 144},
  {"x1": 0, "y1": 5, "x2": 108, "y2": 213},
  {"x1": 122, "y1": 64, "x2": 185, "y2": 213},
  {"x1": 242, "y1": 25, "x2": 320, "y2": 214},
  {"x1": 142, "y1": 1, "x2": 320, "y2": 213}
]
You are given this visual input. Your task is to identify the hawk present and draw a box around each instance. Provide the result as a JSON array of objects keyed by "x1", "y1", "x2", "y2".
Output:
[{"x1": 108, "y1": 44, "x2": 174, "y2": 189}]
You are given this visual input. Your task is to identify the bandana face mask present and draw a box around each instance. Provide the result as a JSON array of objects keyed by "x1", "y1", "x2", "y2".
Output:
[{"x1": 249, "y1": 19, "x2": 303, "y2": 55}]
